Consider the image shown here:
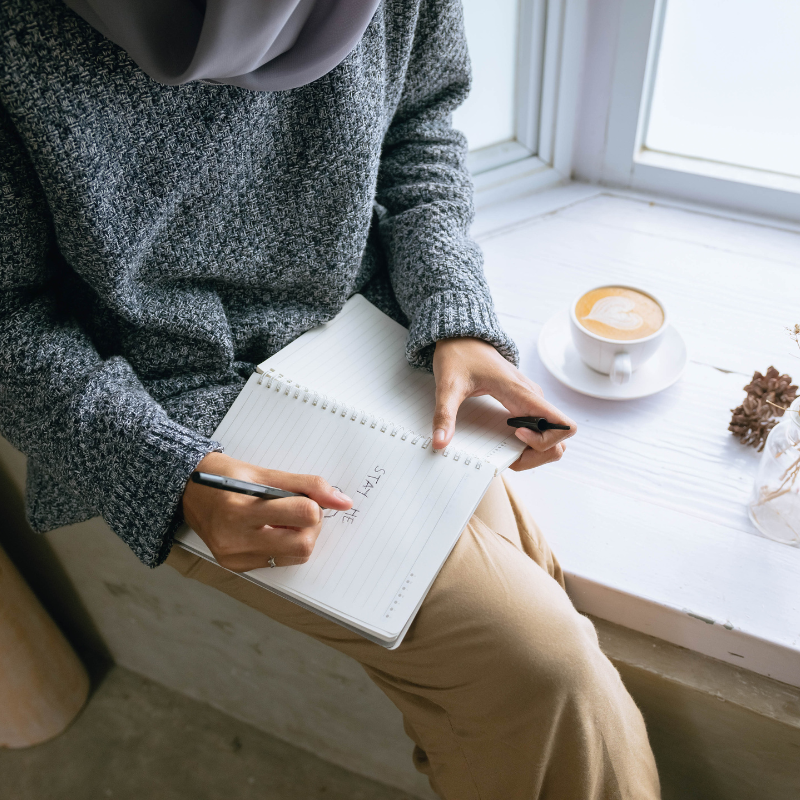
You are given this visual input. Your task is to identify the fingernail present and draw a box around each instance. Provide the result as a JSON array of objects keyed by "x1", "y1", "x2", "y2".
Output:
[
  {"x1": 433, "y1": 429, "x2": 446, "y2": 447},
  {"x1": 334, "y1": 489, "x2": 352, "y2": 504}
]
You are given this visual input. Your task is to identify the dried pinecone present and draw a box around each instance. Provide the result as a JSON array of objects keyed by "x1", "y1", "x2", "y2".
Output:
[{"x1": 729, "y1": 366, "x2": 798, "y2": 451}]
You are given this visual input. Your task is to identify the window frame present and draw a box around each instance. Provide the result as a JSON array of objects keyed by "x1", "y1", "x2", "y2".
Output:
[
  {"x1": 466, "y1": 0, "x2": 588, "y2": 208},
  {"x1": 592, "y1": 0, "x2": 800, "y2": 223}
]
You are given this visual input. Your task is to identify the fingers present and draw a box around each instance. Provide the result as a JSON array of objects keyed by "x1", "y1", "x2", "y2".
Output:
[
  {"x1": 183, "y1": 453, "x2": 355, "y2": 573},
  {"x1": 432, "y1": 376, "x2": 470, "y2": 449},
  {"x1": 513, "y1": 421, "x2": 575, "y2": 452},
  {"x1": 243, "y1": 494, "x2": 323, "y2": 528},
  {"x1": 255, "y1": 470, "x2": 353, "y2": 511},
  {"x1": 431, "y1": 337, "x2": 576, "y2": 452},
  {"x1": 491, "y1": 372, "x2": 576, "y2": 450},
  {"x1": 509, "y1": 442, "x2": 567, "y2": 472},
  {"x1": 189, "y1": 452, "x2": 352, "y2": 510},
  {"x1": 496, "y1": 388, "x2": 575, "y2": 447},
  {"x1": 211, "y1": 525, "x2": 320, "y2": 572},
  {"x1": 209, "y1": 497, "x2": 326, "y2": 571}
]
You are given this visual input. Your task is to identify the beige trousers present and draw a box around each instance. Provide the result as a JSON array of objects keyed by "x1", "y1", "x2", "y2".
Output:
[{"x1": 166, "y1": 476, "x2": 661, "y2": 800}]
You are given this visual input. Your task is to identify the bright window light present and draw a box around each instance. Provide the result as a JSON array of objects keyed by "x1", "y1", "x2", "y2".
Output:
[
  {"x1": 645, "y1": 0, "x2": 800, "y2": 178},
  {"x1": 452, "y1": 0, "x2": 519, "y2": 151}
]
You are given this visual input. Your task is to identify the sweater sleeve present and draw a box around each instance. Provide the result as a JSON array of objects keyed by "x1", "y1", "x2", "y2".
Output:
[
  {"x1": 0, "y1": 106, "x2": 220, "y2": 567},
  {"x1": 374, "y1": 0, "x2": 519, "y2": 371}
]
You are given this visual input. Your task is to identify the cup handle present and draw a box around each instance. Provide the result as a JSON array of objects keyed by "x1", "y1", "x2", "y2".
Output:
[{"x1": 610, "y1": 352, "x2": 632, "y2": 385}]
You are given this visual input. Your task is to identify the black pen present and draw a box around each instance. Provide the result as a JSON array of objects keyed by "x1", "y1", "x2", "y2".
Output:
[
  {"x1": 507, "y1": 416, "x2": 571, "y2": 433},
  {"x1": 190, "y1": 471, "x2": 303, "y2": 500}
]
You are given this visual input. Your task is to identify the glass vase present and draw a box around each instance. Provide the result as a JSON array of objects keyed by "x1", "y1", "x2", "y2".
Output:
[{"x1": 748, "y1": 397, "x2": 800, "y2": 545}]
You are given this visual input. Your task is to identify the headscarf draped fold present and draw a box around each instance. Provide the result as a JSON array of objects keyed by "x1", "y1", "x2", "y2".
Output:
[{"x1": 63, "y1": 0, "x2": 381, "y2": 91}]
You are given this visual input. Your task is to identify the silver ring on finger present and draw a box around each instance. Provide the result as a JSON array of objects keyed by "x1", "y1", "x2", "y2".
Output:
[{"x1": 268, "y1": 557, "x2": 277, "y2": 568}]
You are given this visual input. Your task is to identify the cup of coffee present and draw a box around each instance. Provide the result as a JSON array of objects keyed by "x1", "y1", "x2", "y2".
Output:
[{"x1": 569, "y1": 285, "x2": 668, "y2": 384}]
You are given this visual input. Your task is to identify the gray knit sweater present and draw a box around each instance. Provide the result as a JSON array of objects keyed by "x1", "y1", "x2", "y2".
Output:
[{"x1": 0, "y1": 0, "x2": 518, "y2": 567}]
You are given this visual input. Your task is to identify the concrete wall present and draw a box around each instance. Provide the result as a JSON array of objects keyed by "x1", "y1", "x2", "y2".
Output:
[
  {"x1": 595, "y1": 614, "x2": 800, "y2": 800},
  {"x1": 2, "y1": 436, "x2": 799, "y2": 799}
]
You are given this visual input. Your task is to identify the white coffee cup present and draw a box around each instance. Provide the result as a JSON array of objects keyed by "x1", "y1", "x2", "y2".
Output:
[{"x1": 569, "y1": 285, "x2": 669, "y2": 385}]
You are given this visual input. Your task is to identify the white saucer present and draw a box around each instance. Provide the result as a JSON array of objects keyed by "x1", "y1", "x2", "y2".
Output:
[{"x1": 537, "y1": 310, "x2": 688, "y2": 400}]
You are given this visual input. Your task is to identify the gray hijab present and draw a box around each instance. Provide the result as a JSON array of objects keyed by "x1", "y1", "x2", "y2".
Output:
[{"x1": 63, "y1": 0, "x2": 382, "y2": 91}]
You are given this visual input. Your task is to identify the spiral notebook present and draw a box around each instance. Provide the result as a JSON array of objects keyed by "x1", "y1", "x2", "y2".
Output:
[{"x1": 175, "y1": 295, "x2": 525, "y2": 648}]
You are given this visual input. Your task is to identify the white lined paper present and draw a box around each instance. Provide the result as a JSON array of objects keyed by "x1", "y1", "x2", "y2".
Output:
[
  {"x1": 178, "y1": 372, "x2": 492, "y2": 645},
  {"x1": 256, "y1": 295, "x2": 525, "y2": 470},
  {"x1": 175, "y1": 296, "x2": 525, "y2": 647}
]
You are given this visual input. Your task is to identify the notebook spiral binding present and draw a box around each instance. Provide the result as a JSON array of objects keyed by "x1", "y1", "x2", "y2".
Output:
[{"x1": 257, "y1": 368, "x2": 485, "y2": 471}]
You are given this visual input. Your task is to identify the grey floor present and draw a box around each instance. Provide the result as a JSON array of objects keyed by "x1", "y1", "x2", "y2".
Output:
[{"x1": 0, "y1": 667, "x2": 421, "y2": 800}]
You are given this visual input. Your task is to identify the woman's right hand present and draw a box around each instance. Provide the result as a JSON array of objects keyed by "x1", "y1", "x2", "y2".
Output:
[{"x1": 181, "y1": 451, "x2": 353, "y2": 572}]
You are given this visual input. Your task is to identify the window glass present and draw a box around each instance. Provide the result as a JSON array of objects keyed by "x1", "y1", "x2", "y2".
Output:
[
  {"x1": 452, "y1": 0, "x2": 519, "y2": 151},
  {"x1": 645, "y1": 0, "x2": 800, "y2": 178}
]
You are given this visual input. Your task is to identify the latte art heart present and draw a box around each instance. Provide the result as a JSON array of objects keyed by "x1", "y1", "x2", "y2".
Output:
[
  {"x1": 583, "y1": 297, "x2": 643, "y2": 331},
  {"x1": 575, "y1": 286, "x2": 664, "y2": 341}
]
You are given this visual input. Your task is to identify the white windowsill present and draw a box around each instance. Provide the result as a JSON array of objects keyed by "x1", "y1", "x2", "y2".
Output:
[
  {"x1": 473, "y1": 181, "x2": 800, "y2": 688},
  {"x1": 466, "y1": 141, "x2": 532, "y2": 175},
  {"x1": 635, "y1": 149, "x2": 800, "y2": 197},
  {"x1": 472, "y1": 157, "x2": 568, "y2": 210}
]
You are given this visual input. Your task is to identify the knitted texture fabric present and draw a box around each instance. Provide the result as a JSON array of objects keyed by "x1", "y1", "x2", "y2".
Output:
[{"x1": 0, "y1": 0, "x2": 518, "y2": 566}]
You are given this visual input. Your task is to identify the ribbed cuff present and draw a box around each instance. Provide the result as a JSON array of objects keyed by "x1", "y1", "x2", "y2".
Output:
[
  {"x1": 100, "y1": 413, "x2": 222, "y2": 568},
  {"x1": 25, "y1": 415, "x2": 222, "y2": 568},
  {"x1": 147, "y1": 421, "x2": 223, "y2": 567},
  {"x1": 406, "y1": 291, "x2": 520, "y2": 371}
]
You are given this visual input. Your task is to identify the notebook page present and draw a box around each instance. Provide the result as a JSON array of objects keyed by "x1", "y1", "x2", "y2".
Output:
[
  {"x1": 256, "y1": 295, "x2": 525, "y2": 470},
  {"x1": 176, "y1": 373, "x2": 493, "y2": 642}
]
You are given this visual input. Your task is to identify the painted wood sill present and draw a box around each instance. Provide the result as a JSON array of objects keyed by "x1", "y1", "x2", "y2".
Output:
[{"x1": 474, "y1": 182, "x2": 800, "y2": 688}]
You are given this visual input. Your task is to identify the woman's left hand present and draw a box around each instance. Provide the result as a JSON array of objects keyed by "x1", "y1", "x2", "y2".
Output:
[{"x1": 432, "y1": 337, "x2": 576, "y2": 471}]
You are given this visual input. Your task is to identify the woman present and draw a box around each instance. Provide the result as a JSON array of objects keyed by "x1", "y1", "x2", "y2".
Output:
[{"x1": 0, "y1": 1, "x2": 661, "y2": 797}]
